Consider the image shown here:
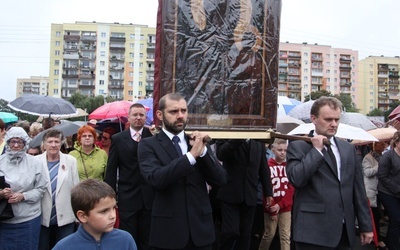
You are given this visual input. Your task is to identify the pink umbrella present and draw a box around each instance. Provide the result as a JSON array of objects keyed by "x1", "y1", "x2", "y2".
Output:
[{"x1": 89, "y1": 101, "x2": 149, "y2": 120}]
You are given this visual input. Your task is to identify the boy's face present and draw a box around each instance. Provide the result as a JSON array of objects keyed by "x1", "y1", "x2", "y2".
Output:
[
  {"x1": 272, "y1": 143, "x2": 287, "y2": 163},
  {"x1": 80, "y1": 197, "x2": 117, "y2": 240}
]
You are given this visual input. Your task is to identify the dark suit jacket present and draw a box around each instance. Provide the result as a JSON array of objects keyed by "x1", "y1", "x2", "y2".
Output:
[
  {"x1": 286, "y1": 137, "x2": 373, "y2": 248},
  {"x1": 216, "y1": 139, "x2": 272, "y2": 205},
  {"x1": 104, "y1": 128, "x2": 154, "y2": 212},
  {"x1": 138, "y1": 130, "x2": 227, "y2": 249}
]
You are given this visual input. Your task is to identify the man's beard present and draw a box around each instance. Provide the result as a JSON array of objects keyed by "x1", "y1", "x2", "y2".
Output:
[{"x1": 163, "y1": 117, "x2": 187, "y2": 135}]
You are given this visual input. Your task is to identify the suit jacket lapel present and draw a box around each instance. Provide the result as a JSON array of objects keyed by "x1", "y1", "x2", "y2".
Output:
[{"x1": 158, "y1": 130, "x2": 181, "y2": 159}]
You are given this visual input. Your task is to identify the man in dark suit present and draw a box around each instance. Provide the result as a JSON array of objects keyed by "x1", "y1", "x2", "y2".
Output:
[
  {"x1": 104, "y1": 103, "x2": 154, "y2": 250},
  {"x1": 215, "y1": 139, "x2": 272, "y2": 250},
  {"x1": 138, "y1": 93, "x2": 227, "y2": 250},
  {"x1": 286, "y1": 96, "x2": 373, "y2": 249}
]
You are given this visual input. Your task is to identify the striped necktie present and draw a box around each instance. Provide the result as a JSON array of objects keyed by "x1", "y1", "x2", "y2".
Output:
[{"x1": 48, "y1": 161, "x2": 60, "y2": 225}]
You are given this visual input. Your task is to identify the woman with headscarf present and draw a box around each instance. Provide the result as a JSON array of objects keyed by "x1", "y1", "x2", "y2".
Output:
[
  {"x1": 0, "y1": 127, "x2": 47, "y2": 249},
  {"x1": 69, "y1": 125, "x2": 107, "y2": 181}
]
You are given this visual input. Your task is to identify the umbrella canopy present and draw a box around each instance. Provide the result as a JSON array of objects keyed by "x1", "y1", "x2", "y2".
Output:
[
  {"x1": 352, "y1": 127, "x2": 397, "y2": 145},
  {"x1": 37, "y1": 108, "x2": 88, "y2": 122},
  {"x1": 287, "y1": 100, "x2": 315, "y2": 122},
  {"x1": 29, "y1": 120, "x2": 87, "y2": 148},
  {"x1": 136, "y1": 98, "x2": 153, "y2": 125},
  {"x1": 388, "y1": 105, "x2": 400, "y2": 120},
  {"x1": 340, "y1": 112, "x2": 377, "y2": 131},
  {"x1": 0, "y1": 112, "x2": 18, "y2": 123},
  {"x1": 89, "y1": 101, "x2": 134, "y2": 120},
  {"x1": 287, "y1": 123, "x2": 379, "y2": 142},
  {"x1": 277, "y1": 96, "x2": 301, "y2": 117},
  {"x1": 276, "y1": 115, "x2": 304, "y2": 134},
  {"x1": 8, "y1": 94, "x2": 77, "y2": 117}
]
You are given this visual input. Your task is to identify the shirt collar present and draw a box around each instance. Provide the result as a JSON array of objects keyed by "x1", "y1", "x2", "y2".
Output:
[
  {"x1": 162, "y1": 128, "x2": 185, "y2": 142},
  {"x1": 130, "y1": 127, "x2": 143, "y2": 138}
]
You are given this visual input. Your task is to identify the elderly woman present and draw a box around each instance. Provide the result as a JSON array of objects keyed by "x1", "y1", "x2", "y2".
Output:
[
  {"x1": 0, "y1": 118, "x2": 5, "y2": 154},
  {"x1": 69, "y1": 125, "x2": 107, "y2": 180},
  {"x1": 0, "y1": 127, "x2": 47, "y2": 249},
  {"x1": 37, "y1": 129, "x2": 79, "y2": 250}
]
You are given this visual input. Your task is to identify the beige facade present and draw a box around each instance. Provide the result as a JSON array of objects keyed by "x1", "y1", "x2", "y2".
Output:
[
  {"x1": 278, "y1": 42, "x2": 358, "y2": 104},
  {"x1": 16, "y1": 76, "x2": 49, "y2": 97},
  {"x1": 48, "y1": 21, "x2": 156, "y2": 102},
  {"x1": 358, "y1": 56, "x2": 400, "y2": 114}
]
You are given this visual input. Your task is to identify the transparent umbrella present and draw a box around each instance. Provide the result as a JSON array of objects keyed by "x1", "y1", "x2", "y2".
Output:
[{"x1": 287, "y1": 100, "x2": 315, "y2": 122}]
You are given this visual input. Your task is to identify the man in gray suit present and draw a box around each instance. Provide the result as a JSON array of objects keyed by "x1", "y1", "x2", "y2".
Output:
[{"x1": 286, "y1": 96, "x2": 373, "y2": 249}]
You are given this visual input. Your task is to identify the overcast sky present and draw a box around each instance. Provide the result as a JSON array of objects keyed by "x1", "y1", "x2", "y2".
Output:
[{"x1": 0, "y1": 0, "x2": 399, "y2": 101}]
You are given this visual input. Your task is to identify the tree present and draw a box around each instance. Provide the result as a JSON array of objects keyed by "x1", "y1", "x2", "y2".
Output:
[
  {"x1": 367, "y1": 108, "x2": 384, "y2": 117},
  {"x1": 68, "y1": 93, "x2": 105, "y2": 115},
  {"x1": 383, "y1": 101, "x2": 400, "y2": 121},
  {"x1": 334, "y1": 93, "x2": 358, "y2": 112},
  {"x1": 304, "y1": 90, "x2": 332, "y2": 101}
]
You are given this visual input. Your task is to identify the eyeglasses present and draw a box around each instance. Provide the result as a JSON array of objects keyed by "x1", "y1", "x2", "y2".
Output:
[
  {"x1": 8, "y1": 140, "x2": 25, "y2": 146},
  {"x1": 101, "y1": 136, "x2": 110, "y2": 140}
]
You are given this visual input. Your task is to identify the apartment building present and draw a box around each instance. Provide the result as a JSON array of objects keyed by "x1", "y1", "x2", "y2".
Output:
[
  {"x1": 278, "y1": 42, "x2": 358, "y2": 104},
  {"x1": 358, "y1": 56, "x2": 400, "y2": 114},
  {"x1": 48, "y1": 21, "x2": 156, "y2": 102},
  {"x1": 16, "y1": 76, "x2": 49, "y2": 97}
]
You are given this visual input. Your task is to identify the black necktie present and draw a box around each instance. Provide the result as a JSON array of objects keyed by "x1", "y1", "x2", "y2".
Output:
[
  {"x1": 326, "y1": 144, "x2": 338, "y2": 176},
  {"x1": 172, "y1": 136, "x2": 182, "y2": 156}
]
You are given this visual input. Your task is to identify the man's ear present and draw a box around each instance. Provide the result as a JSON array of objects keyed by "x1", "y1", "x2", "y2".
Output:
[
  {"x1": 156, "y1": 110, "x2": 163, "y2": 121},
  {"x1": 76, "y1": 210, "x2": 87, "y2": 223}
]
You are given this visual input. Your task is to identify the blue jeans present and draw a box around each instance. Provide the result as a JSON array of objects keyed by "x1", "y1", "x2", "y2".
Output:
[
  {"x1": 378, "y1": 191, "x2": 400, "y2": 250},
  {"x1": 0, "y1": 215, "x2": 41, "y2": 250},
  {"x1": 39, "y1": 222, "x2": 76, "y2": 250}
]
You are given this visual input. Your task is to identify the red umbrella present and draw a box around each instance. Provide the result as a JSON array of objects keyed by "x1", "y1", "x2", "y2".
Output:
[
  {"x1": 388, "y1": 105, "x2": 400, "y2": 120},
  {"x1": 89, "y1": 101, "x2": 150, "y2": 120}
]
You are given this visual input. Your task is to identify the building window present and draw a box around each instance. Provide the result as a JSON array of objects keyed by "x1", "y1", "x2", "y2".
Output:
[
  {"x1": 334, "y1": 78, "x2": 337, "y2": 82},
  {"x1": 99, "y1": 80, "x2": 104, "y2": 85},
  {"x1": 56, "y1": 31, "x2": 61, "y2": 37},
  {"x1": 326, "y1": 62, "x2": 330, "y2": 66},
  {"x1": 370, "y1": 78, "x2": 373, "y2": 82},
  {"x1": 53, "y1": 89, "x2": 58, "y2": 94},
  {"x1": 130, "y1": 43, "x2": 134, "y2": 48},
  {"x1": 139, "y1": 81, "x2": 143, "y2": 87},
  {"x1": 139, "y1": 53, "x2": 143, "y2": 58},
  {"x1": 128, "y1": 81, "x2": 133, "y2": 86},
  {"x1": 128, "y1": 90, "x2": 133, "y2": 96},
  {"x1": 130, "y1": 34, "x2": 135, "y2": 39},
  {"x1": 140, "y1": 44, "x2": 144, "y2": 49},
  {"x1": 54, "y1": 79, "x2": 59, "y2": 84},
  {"x1": 326, "y1": 54, "x2": 330, "y2": 59},
  {"x1": 139, "y1": 72, "x2": 143, "y2": 77},
  {"x1": 130, "y1": 53, "x2": 134, "y2": 58},
  {"x1": 99, "y1": 90, "x2": 104, "y2": 95},
  {"x1": 129, "y1": 71, "x2": 134, "y2": 77},
  {"x1": 304, "y1": 52, "x2": 308, "y2": 57},
  {"x1": 55, "y1": 50, "x2": 60, "y2": 55},
  {"x1": 129, "y1": 62, "x2": 134, "y2": 68},
  {"x1": 55, "y1": 41, "x2": 60, "y2": 46},
  {"x1": 100, "y1": 51, "x2": 105, "y2": 57},
  {"x1": 54, "y1": 60, "x2": 60, "y2": 66},
  {"x1": 54, "y1": 70, "x2": 59, "y2": 75},
  {"x1": 140, "y1": 35, "x2": 144, "y2": 40},
  {"x1": 303, "y1": 76, "x2": 308, "y2": 80},
  {"x1": 101, "y1": 32, "x2": 106, "y2": 38},
  {"x1": 326, "y1": 70, "x2": 330, "y2": 74},
  {"x1": 100, "y1": 61, "x2": 105, "y2": 67},
  {"x1": 101, "y1": 42, "x2": 106, "y2": 47},
  {"x1": 100, "y1": 70, "x2": 105, "y2": 76},
  {"x1": 139, "y1": 62, "x2": 143, "y2": 68}
]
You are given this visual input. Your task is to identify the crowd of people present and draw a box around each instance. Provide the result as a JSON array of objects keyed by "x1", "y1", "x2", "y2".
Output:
[{"x1": 0, "y1": 95, "x2": 399, "y2": 250}]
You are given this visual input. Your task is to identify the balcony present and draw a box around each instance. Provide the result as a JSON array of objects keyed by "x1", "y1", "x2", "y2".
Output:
[
  {"x1": 79, "y1": 74, "x2": 95, "y2": 79},
  {"x1": 64, "y1": 35, "x2": 80, "y2": 42},
  {"x1": 81, "y1": 35, "x2": 97, "y2": 42},
  {"x1": 108, "y1": 84, "x2": 124, "y2": 89},
  {"x1": 63, "y1": 53, "x2": 79, "y2": 60},
  {"x1": 288, "y1": 62, "x2": 301, "y2": 67},
  {"x1": 339, "y1": 64, "x2": 352, "y2": 70},
  {"x1": 288, "y1": 53, "x2": 301, "y2": 58},
  {"x1": 110, "y1": 56, "x2": 125, "y2": 61},
  {"x1": 311, "y1": 70, "x2": 323, "y2": 77},
  {"x1": 339, "y1": 56, "x2": 351, "y2": 62},
  {"x1": 62, "y1": 73, "x2": 79, "y2": 78},
  {"x1": 110, "y1": 36, "x2": 126, "y2": 42},
  {"x1": 79, "y1": 83, "x2": 95, "y2": 88}
]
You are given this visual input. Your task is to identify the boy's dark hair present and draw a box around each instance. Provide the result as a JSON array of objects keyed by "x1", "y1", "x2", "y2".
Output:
[{"x1": 71, "y1": 178, "x2": 116, "y2": 218}]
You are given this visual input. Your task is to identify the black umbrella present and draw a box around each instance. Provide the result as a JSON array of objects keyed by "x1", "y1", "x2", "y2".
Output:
[
  {"x1": 8, "y1": 94, "x2": 77, "y2": 117},
  {"x1": 29, "y1": 121, "x2": 87, "y2": 148}
]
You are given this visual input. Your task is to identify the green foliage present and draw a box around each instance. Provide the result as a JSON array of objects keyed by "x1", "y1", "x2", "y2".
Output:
[
  {"x1": 304, "y1": 90, "x2": 332, "y2": 101},
  {"x1": 68, "y1": 93, "x2": 105, "y2": 114},
  {"x1": 334, "y1": 93, "x2": 358, "y2": 112},
  {"x1": 367, "y1": 108, "x2": 384, "y2": 117}
]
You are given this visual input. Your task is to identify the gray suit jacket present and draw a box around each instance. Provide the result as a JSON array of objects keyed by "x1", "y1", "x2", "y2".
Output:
[{"x1": 286, "y1": 137, "x2": 373, "y2": 247}]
